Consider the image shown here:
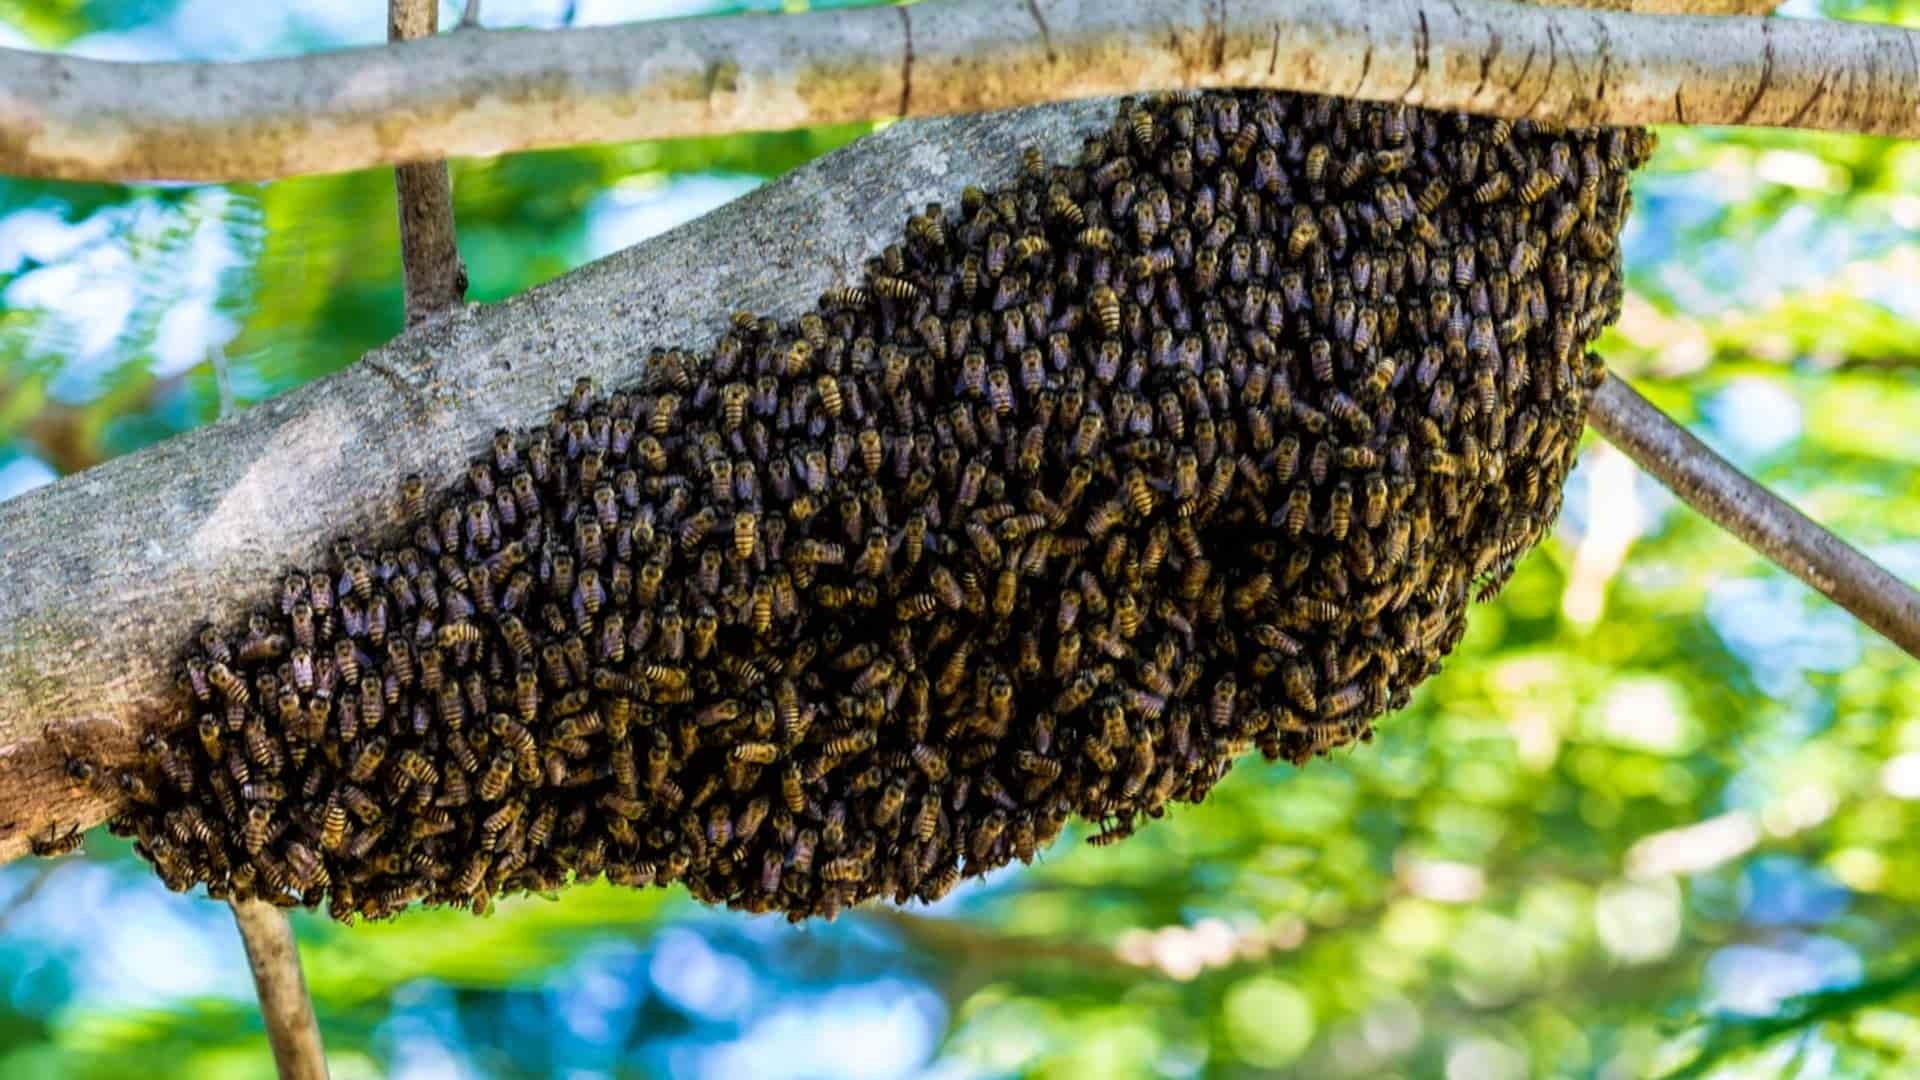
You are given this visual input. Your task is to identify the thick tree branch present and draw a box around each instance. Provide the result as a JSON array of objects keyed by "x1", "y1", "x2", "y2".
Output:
[
  {"x1": 1589, "y1": 374, "x2": 1920, "y2": 660},
  {"x1": 230, "y1": 899, "x2": 329, "y2": 1080},
  {"x1": 390, "y1": 0, "x2": 468, "y2": 324},
  {"x1": 0, "y1": 98, "x2": 1115, "y2": 864},
  {"x1": 0, "y1": 0, "x2": 1905, "y2": 183}
]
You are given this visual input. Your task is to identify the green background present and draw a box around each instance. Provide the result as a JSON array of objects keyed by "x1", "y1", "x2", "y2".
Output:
[{"x1": 1, "y1": 1, "x2": 1918, "y2": 1077}]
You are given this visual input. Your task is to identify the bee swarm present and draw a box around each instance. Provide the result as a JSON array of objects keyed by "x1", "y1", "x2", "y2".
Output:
[{"x1": 86, "y1": 90, "x2": 1651, "y2": 922}]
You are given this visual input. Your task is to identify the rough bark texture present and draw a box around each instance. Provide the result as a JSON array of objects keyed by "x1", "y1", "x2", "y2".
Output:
[
  {"x1": 0, "y1": 98, "x2": 1113, "y2": 865},
  {"x1": 0, "y1": 0, "x2": 1906, "y2": 183},
  {"x1": 391, "y1": 0, "x2": 469, "y2": 323}
]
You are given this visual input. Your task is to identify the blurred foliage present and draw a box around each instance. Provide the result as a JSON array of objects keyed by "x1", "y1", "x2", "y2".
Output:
[{"x1": 3, "y1": 1, "x2": 1920, "y2": 1078}]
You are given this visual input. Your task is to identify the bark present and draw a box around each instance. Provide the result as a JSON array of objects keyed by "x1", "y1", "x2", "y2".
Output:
[
  {"x1": 390, "y1": 0, "x2": 468, "y2": 324},
  {"x1": 0, "y1": 0, "x2": 1906, "y2": 183},
  {"x1": 0, "y1": 98, "x2": 1113, "y2": 864},
  {"x1": 230, "y1": 899, "x2": 330, "y2": 1080},
  {"x1": 1588, "y1": 375, "x2": 1920, "y2": 660}
]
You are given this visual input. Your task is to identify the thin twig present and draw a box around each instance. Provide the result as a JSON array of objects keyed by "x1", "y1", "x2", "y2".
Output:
[
  {"x1": 1587, "y1": 373, "x2": 1920, "y2": 660},
  {"x1": 389, "y1": 0, "x2": 468, "y2": 325},
  {"x1": 229, "y1": 898, "x2": 329, "y2": 1080},
  {"x1": 0, "y1": 0, "x2": 1910, "y2": 183}
]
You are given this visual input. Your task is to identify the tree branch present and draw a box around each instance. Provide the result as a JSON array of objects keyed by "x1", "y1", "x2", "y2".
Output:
[
  {"x1": 1588, "y1": 373, "x2": 1920, "y2": 660},
  {"x1": 0, "y1": 0, "x2": 1906, "y2": 183},
  {"x1": 229, "y1": 899, "x2": 329, "y2": 1080},
  {"x1": 0, "y1": 98, "x2": 1117, "y2": 864},
  {"x1": 390, "y1": 0, "x2": 468, "y2": 324}
]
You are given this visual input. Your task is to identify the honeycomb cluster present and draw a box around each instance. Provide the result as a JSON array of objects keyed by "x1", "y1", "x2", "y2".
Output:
[{"x1": 90, "y1": 90, "x2": 1651, "y2": 922}]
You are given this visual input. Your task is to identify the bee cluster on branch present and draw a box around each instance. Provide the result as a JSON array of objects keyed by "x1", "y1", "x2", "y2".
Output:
[{"x1": 76, "y1": 90, "x2": 1652, "y2": 922}]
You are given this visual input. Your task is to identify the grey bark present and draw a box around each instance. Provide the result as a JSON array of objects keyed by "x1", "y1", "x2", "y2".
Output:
[
  {"x1": 391, "y1": 0, "x2": 468, "y2": 324},
  {"x1": 1589, "y1": 376, "x2": 1920, "y2": 660},
  {"x1": 230, "y1": 898, "x2": 330, "y2": 1080},
  {"x1": 0, "y1": 99, "x2": 1113, "y2": 865},
  {"x1": 0, "y1": 0, "x2": 1908, "y2": 183}
]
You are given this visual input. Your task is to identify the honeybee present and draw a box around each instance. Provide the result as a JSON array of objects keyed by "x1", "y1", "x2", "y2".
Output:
[
  {"x1": 765, "y1": 760, "x2": 801, "y2": 813},
  {"x1": 1286, "y1": 208, "x2": 1319, "y2": 258},
  {"x1": 910, "y1": 743, "x2": 949, "y2": 783},
  {"x1": 241, "y1": 804, "x2": 273, "y2": 855},
  {"x1": 141, "y1": 731, "x2": 195, "y2": 795},
  {"x1": 1329, "y1": 482, "x2": 1354, "y2": 540},
  {"x1": 1082, "y1": 738, "x2": 1118, "y2": 772},
  {"x1": 1297, "y1": 672, "x2": 1360, "y2": 725},
  {"x1": 29, "y1": 823, "x2": 84, "y2": 858},
  {"x1": 789, "y1": 829, "x2": 819, "y2": 876},
  {"x1": 723, "y1": 741, "x2": 778, "y2": 766},
  {"x1": 1283, "y1": 487, "x2": 1311, "y2": 537},
  {"x1": 1283, "y1": 663, "x2": 1319, "y2": 713},
  {"x1": 898, "y1": 791, "x2": 938, "y2": 846},
  {"x1": 1087, "y1": 283, "x2": 1122, "y2": 335},
  {"x1": 207, "y1": 661, "x2": 250, "y2": 707},
  {"x1": 921, "y1": 865, "x2": 962, "y2": 901}
]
